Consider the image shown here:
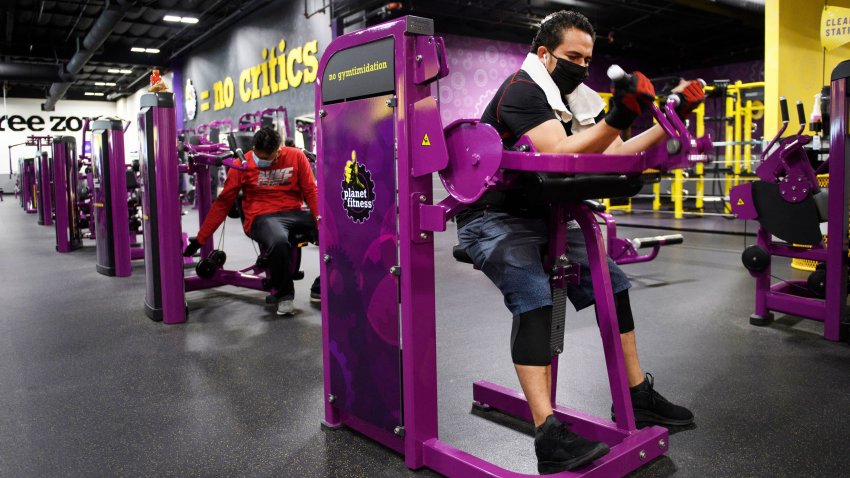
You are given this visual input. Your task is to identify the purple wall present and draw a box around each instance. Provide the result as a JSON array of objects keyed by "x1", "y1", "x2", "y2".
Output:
[
  {"x1": 436, "y1": 34, "x2": 528, "y2": 125},
  {"x1": 437, "y1": 33, "x2": 764, "y2": 134}
]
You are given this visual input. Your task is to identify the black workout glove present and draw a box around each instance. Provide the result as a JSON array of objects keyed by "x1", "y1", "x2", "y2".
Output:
[
  {"x1": 183, "y1": 237, "x2": 202, "y2": 257},
  {"x1": 604, "y1": 71, "x2": 656, "y2": 130},
  {"x1": 674, "y1": 80, "x2": 705, "y2": 120}
]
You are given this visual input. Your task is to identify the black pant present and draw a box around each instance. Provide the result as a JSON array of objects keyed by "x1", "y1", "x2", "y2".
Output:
[{"x1": 250, "y1": 210, "x2": 315, "y2": 300}]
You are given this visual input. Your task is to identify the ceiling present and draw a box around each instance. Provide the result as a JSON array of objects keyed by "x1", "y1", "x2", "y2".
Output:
[
  {"x1": 1, "y1": 0, "x2": 764, "y2": 107},
  {"x1": 0, "y1": 0, "x2": 272, "y2": 107},
  {"x1": 333, "y1": 0, "x2": 765, "y2": 73}
]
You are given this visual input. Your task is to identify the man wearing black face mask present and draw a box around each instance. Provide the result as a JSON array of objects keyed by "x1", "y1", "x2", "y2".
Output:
[{"x1": 456, "y1": 10, "x2": 702, "y2": 474}]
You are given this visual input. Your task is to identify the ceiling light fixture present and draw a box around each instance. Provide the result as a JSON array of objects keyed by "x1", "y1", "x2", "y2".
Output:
[
  {"x1": 85, "y1": 92, "x2": 105, "y2": 96},
  {"x1": 145, "y1": 48, "x2": 160, "y2": 53},
  {"x1": 107, "y1": 68, "x2": 133, "y2": 74},
  {"x1": 130, "y1": 47, "x2": 146, "y2": 53},
  {"x1": 95, "y1": 82, "x2": 117, "y2": 86},
  {"x1": 163, "y1": 15, "x2": 199, "y2": 24}
]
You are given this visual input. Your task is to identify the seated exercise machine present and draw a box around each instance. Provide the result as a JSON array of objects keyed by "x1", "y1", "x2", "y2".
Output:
[
  {"x1": 315, "y1": 16, "x2": 710, "y2": 477},
  {"x1": 90, "y1": 118, "x2": 144, "y2": 276},
  {"x1": 730, "y1": 62, "x2": 850, "y2": 342},
  {"x1": 9, "y1": 137, "x2": 49, "y2": 215},
  {"x1": 138, "y1": 94, "x2": 315, "y2": 324}
]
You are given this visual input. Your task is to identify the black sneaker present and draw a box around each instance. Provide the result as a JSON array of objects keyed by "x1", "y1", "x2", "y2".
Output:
[
  {"x1": 310, "y1": 276, "x2": 321, "y2": 303},
  {"x1": 265, "y1": 290, "x2": 287, "y2": 304},
  {"x1": 614, "y1": 373, "x2": 694, "y2": 427},
  {"x1": 535, "y1": 415, "x2": 609, "y2": 474}
]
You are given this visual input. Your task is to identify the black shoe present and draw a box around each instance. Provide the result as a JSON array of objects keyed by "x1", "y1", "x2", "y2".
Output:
[
  {"x1": 310, "y1": 276, "x2": 320, "y2": 303},
  {"x1": 614, "y1": 373, "x2": 694, "y2": 427},
  {"x1": 535, "y1": 415, "x2": 609, "y2": 474},
  {"x1": 265, "y1": 290, "x2": 287, "y2": 304}
]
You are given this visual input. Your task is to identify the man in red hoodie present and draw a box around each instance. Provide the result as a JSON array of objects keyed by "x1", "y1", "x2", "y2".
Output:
[{"x1": 184, "y1": 127, "x2": 319, "y2": 316}]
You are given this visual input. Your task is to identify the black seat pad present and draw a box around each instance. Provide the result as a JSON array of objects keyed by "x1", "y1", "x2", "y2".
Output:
[
  {"x1": 513, "y1": 172, "x2": 645, "y2": 205},
  {"x1": 752, "y1": 181, "x2": 823, "y2": 246}
]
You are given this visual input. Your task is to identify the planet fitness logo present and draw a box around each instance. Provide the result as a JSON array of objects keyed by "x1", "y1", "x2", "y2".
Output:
[
  {"x1": 341, "y1": 150, "x2": 375, "y2": 223},
  {"x1": 185, "y1": 79, "x2": 198, "y2": 121}
]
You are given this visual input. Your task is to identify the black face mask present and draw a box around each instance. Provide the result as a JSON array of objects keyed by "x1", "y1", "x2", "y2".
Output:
[{"x1": 549, "y1": 54, "x2": 588, "y2": 97}]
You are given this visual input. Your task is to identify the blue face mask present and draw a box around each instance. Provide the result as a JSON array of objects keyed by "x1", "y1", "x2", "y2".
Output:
[{"x1": 254, "y1": 150, "x2": 274, "y2": 168}]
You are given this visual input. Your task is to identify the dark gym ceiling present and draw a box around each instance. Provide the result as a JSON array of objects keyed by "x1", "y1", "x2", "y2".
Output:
[
  {"x1": 334, "y1": 0, "x2": 765, "y2": 71},
  {"x1": 1, "y1": 0, "x2": 764, "y2": 108}
]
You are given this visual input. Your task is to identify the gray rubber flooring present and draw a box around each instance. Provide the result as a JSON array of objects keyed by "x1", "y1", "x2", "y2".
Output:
[{"x1": 2, "y1": 196, "x2": 850, "y2": 477}]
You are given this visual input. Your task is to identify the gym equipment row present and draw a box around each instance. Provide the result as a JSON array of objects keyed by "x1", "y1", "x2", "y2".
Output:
[{"x1": 314, "y1": 16, "x2": 710, "y2": 477}]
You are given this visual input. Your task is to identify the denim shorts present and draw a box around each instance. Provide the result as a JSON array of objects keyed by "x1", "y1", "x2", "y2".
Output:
[{"x1": 457, "y1": 210, "x2": 631, "y2": 316}]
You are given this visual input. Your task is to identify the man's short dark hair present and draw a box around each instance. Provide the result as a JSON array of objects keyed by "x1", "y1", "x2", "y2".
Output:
[
  {"x1": 252, "y1": 127, "x2": 282, "y2": 152},
  {"x1": 530, "y1": 10, "x2": 595, "y2": 54}
]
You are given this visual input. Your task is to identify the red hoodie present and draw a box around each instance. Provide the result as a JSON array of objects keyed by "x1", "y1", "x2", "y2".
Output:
[{"x1": 196, "y1": 147, "x2": 318, "y2": 245}]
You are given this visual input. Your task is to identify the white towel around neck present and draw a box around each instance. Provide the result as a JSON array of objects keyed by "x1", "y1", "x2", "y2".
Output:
[{"x1": 519, "y1": 53, "x2": 606, "y2": 133}]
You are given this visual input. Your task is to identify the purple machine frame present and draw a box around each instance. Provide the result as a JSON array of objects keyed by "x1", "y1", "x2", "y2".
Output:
[
  {"x1": 316, "y1": 16, "x2": 710, "y2": 477},
  {"x1": 139, "y1": 93, "x2": 186, "y2": 323},
  {"x1": 51, "y1": 137, "x2": 83, "y2": 252},
  {"x1": 19, "y1": 157, "x2": 37, "y2": 213},
  {"x1": 730, "y1": 63, "x2": 850, "y2": 341},
  {"x1": 237, "y1": 107, "x2": 291, "y2": 137},
  {"x1": 139, "y1": 93, "x2": 296, "y2": 324},
  {"x1": 35, "y1": 150, "x2": 54, "y2": 226},
  {"x1": 91, "y1": 119, "x2": 141, "y2": 277},
  {"x1": 594, "y1": 208, "x2": 684, "y2": 266}
]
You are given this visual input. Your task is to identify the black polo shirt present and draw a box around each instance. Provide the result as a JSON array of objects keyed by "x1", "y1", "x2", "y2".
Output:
[{"x1": 456, "y1": 70, "x2": 603, "y2": 226}]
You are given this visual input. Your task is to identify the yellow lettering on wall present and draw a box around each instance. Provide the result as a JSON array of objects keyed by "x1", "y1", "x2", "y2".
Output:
[
  {"x1": 192, "y1": 37, "x2": 321, "y2": 115},
  {"x1": 267, "y1": 48, "x2": 278, "y2": 94},
  {"x1": 260, "y1": 60, "x2": 271, "y2": 97},
  {"x1": 302, "y1": 40, "x2": 319, "y2": 83},
  {"x1": 277, "y1": 40, "x2": 289, "y2": 91},
  {"x1": 223, "y1": 77, "x2": 235, "y2": 108},
  {"x1": 213, "y1": 80, "x2": 225, "y2": 111},
  {"x1": 239, "y1": 69, "x2": 252, "y2": 103},
  {"x1": 287, "y1": 46, "x2": 303, "y2": 88},
  {"x1": 250, "y1": 65, "x2": 262, "y2": 100}
]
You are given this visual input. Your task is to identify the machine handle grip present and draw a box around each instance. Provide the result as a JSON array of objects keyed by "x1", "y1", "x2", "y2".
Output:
[
  {"x1": 235, "y1": 148, "x2": 247, "y2": 165},
  {"x1": 779, "y1": 97, "x2": 789, "y2": 123},
  {"x1": 607, "y1": 64, "x2": 628, "y2": 84},
  {"x1": 796, "y1": 100, "x2": 806, "y2": 126}
]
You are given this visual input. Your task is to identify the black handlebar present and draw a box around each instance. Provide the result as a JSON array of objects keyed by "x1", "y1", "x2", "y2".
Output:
[
  {"x1": 796, "y1": 100, "x2": 805, "y2": 125},
  {"x1": 780, "y1": 97, "x2": 789, "y2": 123}
]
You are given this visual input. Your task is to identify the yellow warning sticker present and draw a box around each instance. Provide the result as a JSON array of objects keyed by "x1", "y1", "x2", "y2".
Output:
[
  {"x1": 421, "y1": 134, "x2": 431, "y2": 146},
  {"x1": 736, "y1": 198, "x2": 744, "y2": 206}
]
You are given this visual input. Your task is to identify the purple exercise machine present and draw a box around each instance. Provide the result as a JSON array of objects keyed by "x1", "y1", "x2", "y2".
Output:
[
  {"x1": 592, "y1": 207, "x2": 684, "y2": 266},
  {"x1": 91, "y1": 118, "x2": 143, "y2": 276},
  {"x1": 18, "y1": 157, "x2": 37, "y2": 213},
  {"x1": 139, "y1": 93, "x2": 312, "y2": 324},
  {"x1": 730, "y1": 62, "x2": 850, "y2": 342},
  {"x1": 315, "y1": 16, "x2": 710, "y2": 477},
  {"x1": 51, "y1": 137, "x2": 83, "y2": 252},
  {"x1": 237, "y1": 106, "x2": 291, "y2": 137},
  {"x1": 33, "y1": 140, "x2": 54, "y2": 226}
]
